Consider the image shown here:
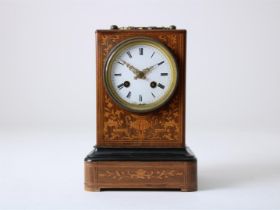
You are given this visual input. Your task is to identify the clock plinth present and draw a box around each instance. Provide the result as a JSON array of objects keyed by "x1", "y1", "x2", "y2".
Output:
[
  {"x1": 84, "y1": 147, "x2": 197, "y2": 192},
  {"x1": 84, "y1": 26, "x2": 197, "y2": 191}
]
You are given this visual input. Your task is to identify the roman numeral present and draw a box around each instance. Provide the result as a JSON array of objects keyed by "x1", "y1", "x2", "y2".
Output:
[
  {"x1": 114, "y1": 73, "x2": 122, "y2": 76},
  {"x1": 151, "y1": 92, "x2": 156, "y2": 98},
  {"x1": 139, "y1": 48, "x2": 143, "y2": 55},
  {"x1": 151, "y1": 52, "x2": 155, "y2": 58},
  {"x1": 127, "y1": 51, "x2": 132, "y2": 58},
  {"x1": 126, "y1": 91, "x2": 131, "y2": 98},
  {"x1": 161, "y1": 73, "x2": 168, "y2": 76},
  {"x1": 158, "y1": 61, "x2": 164, "y2": 66},
  {"x1": 139, "y1": 95, "x2": 142, "y2": 102},
  {"x1": 158, "y1": 83, "x2": 165, "y2": 89},
  {"x1": 117, "y1": 83, "x2": 124, "y2": 90},
  {"x1": 117, "y1": 61, "x2": 124, "y2": 65}
]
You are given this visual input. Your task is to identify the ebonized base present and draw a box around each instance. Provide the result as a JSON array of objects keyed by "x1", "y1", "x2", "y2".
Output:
[{"x1": 84, "y1": 147, "x2": 197, "y2": 192}]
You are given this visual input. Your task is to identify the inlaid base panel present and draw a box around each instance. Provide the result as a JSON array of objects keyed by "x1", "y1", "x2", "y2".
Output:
[{"x1": 84, "y1": 161, "x2": 197, "y2": 192}]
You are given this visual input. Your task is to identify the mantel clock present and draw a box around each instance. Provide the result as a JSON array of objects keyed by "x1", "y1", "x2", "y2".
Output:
[{"x1": 84, "y1": 25, "x2": 197, "y2": 191}]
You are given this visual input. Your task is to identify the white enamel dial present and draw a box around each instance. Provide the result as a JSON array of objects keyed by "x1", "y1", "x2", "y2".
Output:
[{"x1": 104, "y1": 38, "x2": 178, "y2": 113}]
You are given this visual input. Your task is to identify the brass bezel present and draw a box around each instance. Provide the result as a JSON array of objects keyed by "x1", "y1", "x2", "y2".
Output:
[{"x1": 104, "y1": 37, "x2": 178, "y2": 113}]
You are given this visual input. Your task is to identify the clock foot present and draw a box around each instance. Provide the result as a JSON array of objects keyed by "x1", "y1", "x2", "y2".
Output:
[
  {"x1": 181, "y1": 188, "x2": 196, "y2": 192},
  {"x1": 85, "y1": 186, "x2": 100, "y2": 192}
]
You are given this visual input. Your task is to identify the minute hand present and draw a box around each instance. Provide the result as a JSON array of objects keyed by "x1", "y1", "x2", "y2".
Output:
[{"x1": 142, "y1": 61, "x2": 164, "y2": 75}]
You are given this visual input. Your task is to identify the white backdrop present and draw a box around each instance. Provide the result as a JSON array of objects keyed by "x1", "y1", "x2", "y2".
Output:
[{"x1": 1, "y1": 0, "x2": 280, "y2": 209}]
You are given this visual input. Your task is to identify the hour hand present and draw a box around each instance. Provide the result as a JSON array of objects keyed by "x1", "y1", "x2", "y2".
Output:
[
  {"x1": 120, "y1": 59, "x2": 141, "y2": 75},
  {"x1": 120, "y1": 59, "x2": 145, "y2": 79}
]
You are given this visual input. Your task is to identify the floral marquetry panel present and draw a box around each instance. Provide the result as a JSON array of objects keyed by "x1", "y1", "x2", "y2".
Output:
[
  {"x1": 84, "y1": 161, "x2": 197, "y2": 191},
  {"x1": 99, "y1": 168, "x2": 183, "y2": 181},
  {"x1": 96, "y1": 30, "x2": 186, "y2": 148}
]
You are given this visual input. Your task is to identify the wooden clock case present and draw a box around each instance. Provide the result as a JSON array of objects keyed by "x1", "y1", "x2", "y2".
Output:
[{"x1": 84, "y1": 27, "x2": 197, "y2": 191}]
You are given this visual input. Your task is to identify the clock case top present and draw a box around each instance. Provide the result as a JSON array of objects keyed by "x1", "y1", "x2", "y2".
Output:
[{"x1": 96, "y1": 29, "x2": 187, "y2": 148}]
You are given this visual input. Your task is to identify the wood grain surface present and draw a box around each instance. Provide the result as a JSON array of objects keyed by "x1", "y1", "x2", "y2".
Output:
[
  {"x1": 85, "y1": 161, "x2": 197, "y2": 192},
  {"x1": 96, "y1": 30, "x2": 186, "y2": 148}
]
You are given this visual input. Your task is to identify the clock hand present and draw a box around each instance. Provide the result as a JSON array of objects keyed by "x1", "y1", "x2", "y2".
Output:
[
  {"x1": 139, "y1": 61, "x2": 165, "y2": 78},
  {"x1": 142, "y1": 64, "x2": 157, "y2": 74},
  {"x1": 120, "y1": 59, "x2": 145, "y2": 79},
  {"x1": 120, "y1": 59, "x2": 140, "y2": 74}
]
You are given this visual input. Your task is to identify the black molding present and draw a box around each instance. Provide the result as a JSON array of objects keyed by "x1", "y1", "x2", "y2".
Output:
[{"x1": 85, "y1": 147, "x2": 196, "y2": 162}]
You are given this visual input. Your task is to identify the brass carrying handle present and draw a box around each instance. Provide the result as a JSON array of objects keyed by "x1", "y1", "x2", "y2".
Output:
[{"x1": 110, "y1": 25, "x2": 176, "y2": 30}]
